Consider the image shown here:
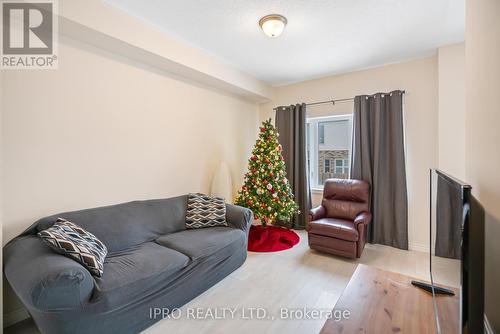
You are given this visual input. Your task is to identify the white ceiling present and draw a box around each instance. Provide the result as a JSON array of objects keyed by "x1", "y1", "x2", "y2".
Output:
[{"x1": 105, "y1": 0, "x2": 465, "y2": 86}]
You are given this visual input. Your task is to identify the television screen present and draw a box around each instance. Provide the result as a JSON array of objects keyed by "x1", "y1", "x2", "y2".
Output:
[
  {"x1": 435, "y1": 174, "x2": 463, "y2": 260},
  {"x1": 429, "y1": 169, "x2": 484, "y2": 334},
  {"x1": 430, "y1": 169, "x2": 462, "y2": 333}
]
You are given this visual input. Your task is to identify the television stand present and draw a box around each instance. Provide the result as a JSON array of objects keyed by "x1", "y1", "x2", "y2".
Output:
[{"x1": 411, "y1": 280, "x2": 455, "y2": 296}]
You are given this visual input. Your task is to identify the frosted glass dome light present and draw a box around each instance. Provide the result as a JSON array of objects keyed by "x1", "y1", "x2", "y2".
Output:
[{"x1": 259, "y1": 14, "x2": 287, "y2": 38}]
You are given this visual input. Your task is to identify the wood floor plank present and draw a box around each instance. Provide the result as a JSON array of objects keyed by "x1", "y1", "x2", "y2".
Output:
[{"x1": 5, "y1": 230, "x2": 459, "y2": 334}]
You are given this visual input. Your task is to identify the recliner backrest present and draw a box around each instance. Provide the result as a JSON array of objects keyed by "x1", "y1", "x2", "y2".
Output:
[{"x1": 321, "y1": 179, "x2": 370, "y2": 221}]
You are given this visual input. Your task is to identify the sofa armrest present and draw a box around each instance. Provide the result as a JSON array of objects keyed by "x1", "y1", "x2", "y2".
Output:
[
  {"x1": 3, "y1": 235, "x2": 95, "y2": 311},
  {"x1": 354, "y1": 211, "x2": 372, "y2": 226},
  {"x1": 309, "y1": 206, "x2": 326, "y2": 222},
  {"x1": 226, "y1": 204, "x2": 253, "y2": 233}
]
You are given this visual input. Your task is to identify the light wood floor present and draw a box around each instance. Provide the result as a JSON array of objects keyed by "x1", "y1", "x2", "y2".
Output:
[{"x1": 5, "y1": 230, "x2": 459, "y2": 334}]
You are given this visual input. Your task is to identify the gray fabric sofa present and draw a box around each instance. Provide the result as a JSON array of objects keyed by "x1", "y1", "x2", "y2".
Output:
[{"x1": 3, "y1": 195, "x2": 253, "y2": 334}]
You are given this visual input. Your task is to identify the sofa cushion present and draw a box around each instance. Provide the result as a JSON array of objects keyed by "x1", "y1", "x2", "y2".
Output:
[
  {"x1": 186, "y1": 193, "x2": 227, "y2": 229},
  {"x1": 38, "y1": 218, "x2": 108, "y2": 277},
  {"x1": 32, "y1": 196, "x2": 189, "y2": 252},
  {"x1": 155, "y1": 227, "x2": 245, "y2": 261},
  {"x1": 308, "y1": 218, "x2": 359, "y2": 242},
  {"x1": 93, "y1": 242, "x2": 189, "y2": 307}
]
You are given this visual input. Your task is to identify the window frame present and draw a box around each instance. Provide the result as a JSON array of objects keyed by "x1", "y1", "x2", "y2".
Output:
[{"x1": 306, "y1": 114, "x2": 353, "y2": 191}]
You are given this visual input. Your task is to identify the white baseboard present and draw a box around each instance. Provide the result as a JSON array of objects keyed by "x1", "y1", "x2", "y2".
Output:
[
  {"x1": 485, "y1": 314, "x2": 494, "y2": 334},
  {"x1": 3, "y1": 307, "x2": 30, "y2": 328},
  {"x1": 408, "y1": 242, "x2": 429, "y2": 253}
]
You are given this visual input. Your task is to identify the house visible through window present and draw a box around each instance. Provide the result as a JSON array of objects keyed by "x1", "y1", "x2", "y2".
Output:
[
  {"x1": 335, "y1": 159, "x2": 349, "y2": 174},
  {"x1": 306, "y1": 114, "x2": 353, "y2": 189},
  {"x1": 324, "y1": 159, "x2": 330, "y2": 173}
]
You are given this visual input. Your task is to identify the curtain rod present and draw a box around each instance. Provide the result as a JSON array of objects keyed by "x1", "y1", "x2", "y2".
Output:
[{"x1": 273, "y1": 90, "x2": 405, "y2": 111}]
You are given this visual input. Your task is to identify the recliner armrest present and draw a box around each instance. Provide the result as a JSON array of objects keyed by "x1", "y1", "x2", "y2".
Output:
[
  {"x1": 3, "y1": 235, "x2": 95, "y2": 311},
  {"x1": 309, "y1": 206, "x2": 326, "y2": 222},
  {"x1": 354, "y1": 211, "x2": 372, "y2": 226},
  {"x1": 225, "y1": 204, "x2": 253, "y2": 233}
]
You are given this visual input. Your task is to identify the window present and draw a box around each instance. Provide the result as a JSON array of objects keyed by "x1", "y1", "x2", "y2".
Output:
[
  {"x1": 324, "y1": 159, "x2": 330, "y2": 173},
  {"x1": 306, "y1": 114, "x2": 353, "y2": 189},
  {"x1": 306, "y1": 123, "x2": 310, "y2": 173},
  {"x1": 335, "y1": 159, "x2": 349, "y2": 174},
  {"x1": 318, "y1": 123, "x2": 325, "y2": 144}
]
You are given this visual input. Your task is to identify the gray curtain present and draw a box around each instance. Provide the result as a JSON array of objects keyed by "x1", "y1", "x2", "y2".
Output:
[
  {"x1": 351, "y1": 91, "x2": 408, "y2": 249},
  {"x1": 275, "y1": 104, "x2": 311, "y2": 229}
]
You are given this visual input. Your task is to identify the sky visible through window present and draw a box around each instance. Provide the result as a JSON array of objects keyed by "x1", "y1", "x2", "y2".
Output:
[{"x1": 306, "y1": 114, "x2": 353, "y2": 188}]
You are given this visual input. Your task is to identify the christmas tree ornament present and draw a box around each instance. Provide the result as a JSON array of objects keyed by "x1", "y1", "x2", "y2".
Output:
[{"x1": 235, "y1": 119, "x2": 299, "y2": 227}]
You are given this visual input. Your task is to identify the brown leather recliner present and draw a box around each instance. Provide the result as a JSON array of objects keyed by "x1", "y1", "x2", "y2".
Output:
[{"x1": 307, "y1": 178, "x2": 371, "y2": 258}]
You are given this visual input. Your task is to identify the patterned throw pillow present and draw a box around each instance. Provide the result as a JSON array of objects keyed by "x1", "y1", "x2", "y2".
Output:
[
  {"x1": 186, "y1": 193, "x2": 227, "y2": 229},
  {"x1": 38, "y1": 218, "x2": 107, "y2": 277}
]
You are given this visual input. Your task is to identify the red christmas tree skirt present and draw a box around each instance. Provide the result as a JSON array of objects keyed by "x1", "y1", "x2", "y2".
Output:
[{"x1": 247, "y1": 225, "x2": 300, "y2": 252}]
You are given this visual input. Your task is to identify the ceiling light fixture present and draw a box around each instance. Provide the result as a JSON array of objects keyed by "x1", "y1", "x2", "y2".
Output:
[{"x1": 259, "y1": 14, "x2": 287, "y2": 38}]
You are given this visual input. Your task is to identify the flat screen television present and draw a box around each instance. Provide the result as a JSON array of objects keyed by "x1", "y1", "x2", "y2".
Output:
[{"x1": 412, "y1": 169, "x2": 484, "y2": 334}]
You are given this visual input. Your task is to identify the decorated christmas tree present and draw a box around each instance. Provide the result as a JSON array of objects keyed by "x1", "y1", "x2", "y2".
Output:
[{"x1": 235, "y1": 119, "x2": 299, "y2": 226}]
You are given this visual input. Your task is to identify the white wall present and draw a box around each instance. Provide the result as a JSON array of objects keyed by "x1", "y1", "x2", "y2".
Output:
[
  {"x1": 465, "y1": 0, "x2": 500, "y2": 331},
  {"x1": 1, "y1": 37, "x2": 259, "y2": 244},
  {"x1": 438, "y1": 43, "x2": 466, "y2": 179},
  {"x1": 0, "y1": 66, "x2": 3, "y2": 332},
  {"x1": 58, "y1": 0, "x2": 273, "y2": 101},
  {"x1": 1, "y1": 36, "x2": 259, "y2": 320},
  {"x1": 260, "y1": 56, "x2": 440, "y2": 252}
]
